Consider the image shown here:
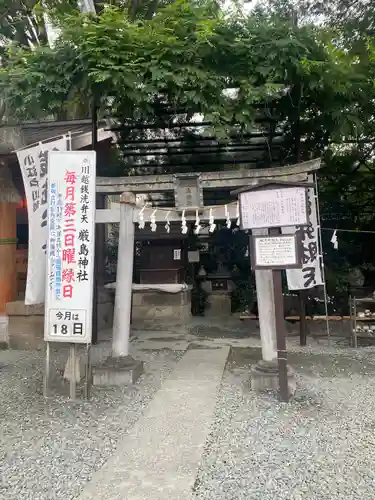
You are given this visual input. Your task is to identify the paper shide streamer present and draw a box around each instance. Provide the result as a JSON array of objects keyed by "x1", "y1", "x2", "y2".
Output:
[
  {"x1": 138, "y1": 206, "x2": 146, "y2": 229},
  {"x1": 331, "y1": 230, "x2": 338, "y2": 250},
  {"x1": 209, "y1": 208, "x2": 216, "y2": 233},
  {"x1": 194, "y1": 210, "x2": 201, "y2": 235},
  {"x1": 136, "y1": 203, "x2": 239, "y2": 234},
  {"x1": 225, "y1": 205, "x2": 231, "y2": 229},
  {"x1": 181, "y1": 210, "x2": 188, "y2": 235},
  {"x1": 150, "y1": 209, "x2": 157, "y2": 232},
  {"x1": 165, "y1": 211, "x2": 171, "y2": 233}
]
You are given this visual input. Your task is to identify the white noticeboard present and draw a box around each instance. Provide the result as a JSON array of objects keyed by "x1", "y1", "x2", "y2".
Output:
[
  {"x1": 252, "y1": 235, "x2": 300, "y2": 269},
  {"x1": 44, "y1": 151, "x2": 96, "y2": 344},
  {"x1": 240, "y1": 187, "x2": 308, "y2": 230}
]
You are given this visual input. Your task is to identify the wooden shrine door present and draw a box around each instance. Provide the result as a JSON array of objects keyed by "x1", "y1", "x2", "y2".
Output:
[{"x1": 139, "y1": 239, "x2": 184, "y2": 284}]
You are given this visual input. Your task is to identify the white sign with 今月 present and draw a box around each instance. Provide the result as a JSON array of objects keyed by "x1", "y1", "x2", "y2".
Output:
[
  {"x1": 44, "y1": 151, "x2": 96, "y2": 344},
  {"x1": 16, "y1": 137, "x2": 68, "y2": 305},
  {"x1": 254, "y1": 235, "x2": 298, "y2": 268},
  {"x1": 240, "y1": 187, "x2": 308, "y2": 230},
  {"x1": 173, "y1": 249, "x2": 181, "y2": 260}
]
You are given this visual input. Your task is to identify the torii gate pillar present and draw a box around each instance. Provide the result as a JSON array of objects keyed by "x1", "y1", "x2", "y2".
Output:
[
  {"x1": 112, "y1": 192, "x2": 135, "y2": 357},
  {"x1": 253, "y1": 230, "x2": 278, "y2": 362},
  {"x1": 92, "y1": 191, "x2": 144, "y2": 386}
]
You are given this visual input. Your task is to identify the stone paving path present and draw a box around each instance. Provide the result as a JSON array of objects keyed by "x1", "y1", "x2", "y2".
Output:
[{"x1": 76, "y1": 346, "x2": 230, "y2": 500}]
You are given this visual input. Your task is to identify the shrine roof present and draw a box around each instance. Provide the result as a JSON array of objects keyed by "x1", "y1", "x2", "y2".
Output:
[
  {"x1": 231, "y1": 179, "x2": 316, "y2": 196},
  {"x1": 0, "y1": 119, "x2": 112, "y2": 154}
]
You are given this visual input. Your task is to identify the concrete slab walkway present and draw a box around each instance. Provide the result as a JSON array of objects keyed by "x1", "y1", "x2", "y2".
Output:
[{"x1": 76, "y1": 346, "x2": 230, "y2": 500}]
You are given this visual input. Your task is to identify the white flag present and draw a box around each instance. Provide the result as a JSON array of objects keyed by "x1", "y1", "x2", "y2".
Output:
[{"x1": 16, "y1": 138, "x2": 68, "y2": 305}]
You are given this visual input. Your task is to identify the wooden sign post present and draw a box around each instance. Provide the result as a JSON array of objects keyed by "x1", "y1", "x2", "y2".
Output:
[{"x1": 232, "y1": 180, "x2": 311, "y2": 402}]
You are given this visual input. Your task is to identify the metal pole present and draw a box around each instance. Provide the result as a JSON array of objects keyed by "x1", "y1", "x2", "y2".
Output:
[
  {"x1": 353, "y1": 299, "x2": 358, "y2": 348},
  {"x1": 314, "y1": 173, "x2": 331, "y2": 344},
  {"x1": 43, "y1": 342, "x2": 50, "y2": 398},
  {"x1": 92, "y1": 98, "x2": 99, "y2": 345},
  {"x1": 270, "y1": 227, "x2": 289, "y2": 402},
  {"x1": 84, "y1": 343, "x2": 91, "y2": 400},
  {"x1": 292, "y1": 82, "x2": 306, "y2": 347},
  {"x1": 69, "y1": 344, "x2": 76, "y2": 401}
]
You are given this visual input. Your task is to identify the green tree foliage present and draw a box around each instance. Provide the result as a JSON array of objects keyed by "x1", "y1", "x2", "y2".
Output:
[
  {"x1": 2, "y1": 0, "x2": 375, "y2": 288},
  {"x1": 0, "y1": 0, "x2": 78, "y2": 49},
  {"x1": 301, "y1": 0, "x2": 375, "y2": 285},
  {"x1": 0, "y1": 1, "x2": 359, "y2": 130}
]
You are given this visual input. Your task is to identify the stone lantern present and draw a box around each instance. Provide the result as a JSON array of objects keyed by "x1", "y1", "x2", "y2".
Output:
[{"x1": 205, "y1": 261, "x2": 233, "y2": 317}]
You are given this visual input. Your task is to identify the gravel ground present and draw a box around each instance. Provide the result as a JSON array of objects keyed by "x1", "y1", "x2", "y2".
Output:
[
  {"x1": 0, "y1": 343, "x2": 182, "y2": 500},
  {"x1": 3, "y1": 328, "x2": 375, "y2": 500},
  {"x1": 194, "y1": 345, "x2": 375, "y2": 500}
]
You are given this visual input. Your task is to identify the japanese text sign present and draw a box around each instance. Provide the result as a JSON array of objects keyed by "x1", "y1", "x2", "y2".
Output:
[
  {"x1": 44, "y1": 151, "x2": 96, "y2": 343},
  {"x1": 240, "y1": 186, "x2": 308, "y2": 230},
  {"x1": 16, "y1": 138, "x2": 68, "y2": 305},
  {"x1": 250, "y1": 234, "x2": 302, "y2": 270},
  {"x1": 174, "y1": 175, "x2": 202, "y2": 209}
]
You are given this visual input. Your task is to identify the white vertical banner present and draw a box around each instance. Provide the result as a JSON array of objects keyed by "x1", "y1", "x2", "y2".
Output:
[
  {"x1": 282, "y1": 185, "x2": 323, "y2": 290},
  {"x1": 16, "y1": 138, "x2": 68, "y2": 305},
  {"x1": 44, "y1": 151, "x2": 96, "y2": 344}
]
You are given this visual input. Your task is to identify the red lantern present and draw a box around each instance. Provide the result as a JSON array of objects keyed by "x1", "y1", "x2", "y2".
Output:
[{"x1": 17, "y1": 198, "x2": 27, "y2": 209}]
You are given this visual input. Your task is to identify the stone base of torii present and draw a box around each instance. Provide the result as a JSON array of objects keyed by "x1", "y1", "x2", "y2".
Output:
[{"x1": 92, "y1": 160, "x2": 321, "y2": 390}]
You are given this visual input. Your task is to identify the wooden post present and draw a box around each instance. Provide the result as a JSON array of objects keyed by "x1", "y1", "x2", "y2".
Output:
[
  {"x1": 93, "y1": 193, "x2": 106, "y2": 343},
  {"x1": 0, "y1": 202, "x2": 17, "y2": 313},
  {"x1": 0, "y1": 164, "x2": 20, "y2": 314},
  {"x1": 43, "y1": 341, "x2": 50, "y2": 398},
  {"x1": 69, "y1": 344, "x2": 77, "y2": 400},
  {"x1": 112, "y1": 192, "x2": 135, "y2": 357},
  {"x1": 84, "y1": 343, "x2": 92, "y2": 400},
  {"x1": 273, "y1": 268, "x2": 289, "y2": 402},
  {"x1": 299, "y1": 290, "x2": 308, "y2": 346},
  {"x1": 269, "y1": 227, "x2": 289, "y2": 402}
]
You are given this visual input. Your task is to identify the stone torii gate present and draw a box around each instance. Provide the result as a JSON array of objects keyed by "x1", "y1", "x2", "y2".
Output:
[{"x1": 94, "y1": 159, "x2": 321, "y2": 380}]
